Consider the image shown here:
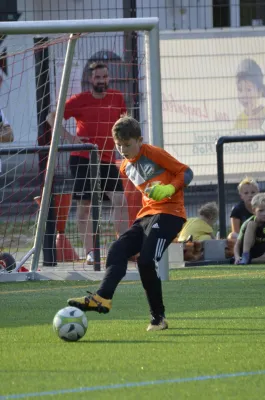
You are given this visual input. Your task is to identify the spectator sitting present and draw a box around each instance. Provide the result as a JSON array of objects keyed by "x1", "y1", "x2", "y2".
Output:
[
  {"x1": 0, "y1": 76, "x2": 14, "y2": 173},
  {"x1": 228, "y1": 177, "x2": 259, "y2": 240},
  {"x1": 178, "y1": 202, "x2": 218, "y2": 242},
  {"x1": 234, "y1": 193, "x2": 265, "y2": 265}
]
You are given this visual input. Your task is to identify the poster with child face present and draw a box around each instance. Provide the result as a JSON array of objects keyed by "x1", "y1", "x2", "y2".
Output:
[{"x1": 160, "y1": 31, "x2": 265, "y2": 183}]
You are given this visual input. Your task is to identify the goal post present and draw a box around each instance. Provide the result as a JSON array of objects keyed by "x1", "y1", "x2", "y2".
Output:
[
  {"x1": 32, "y1": 33, "x2": 78, "y2": 273},
  {"x1": 0, "y1": 18, "x2": 168, "y2": 281}
]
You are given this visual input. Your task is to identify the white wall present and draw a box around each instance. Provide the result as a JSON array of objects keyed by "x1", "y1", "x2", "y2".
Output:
[{"x1": 0, "y1": 34, "x2": 37, "y2": 145}]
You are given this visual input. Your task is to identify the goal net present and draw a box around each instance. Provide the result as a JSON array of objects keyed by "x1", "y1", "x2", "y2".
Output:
[{"x1": 0, "y1": 19, "x2": 164, "y2": 280}]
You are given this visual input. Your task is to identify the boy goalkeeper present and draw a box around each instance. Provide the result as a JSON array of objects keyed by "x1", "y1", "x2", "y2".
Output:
[{"x1": 68, "y1": 115, "x2": 193, "y2": 331}]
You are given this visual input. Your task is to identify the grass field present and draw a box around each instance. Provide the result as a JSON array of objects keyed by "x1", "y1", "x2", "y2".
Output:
[{"x1": 1, "y1": 265, "x2": 265, "y2": 399}]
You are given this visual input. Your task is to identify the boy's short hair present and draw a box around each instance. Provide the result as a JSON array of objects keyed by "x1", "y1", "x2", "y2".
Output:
[
  {"x1": 112, "y1": 115, "x2": 141, "y2": 141},
  {"x1": 198, "y1": 202, "x2": 218, "y2": 222},
  {"x1": 251, "y1": 193, "x2": 265, "y2": 209},
  {"x1": 237, "y1": 176, "x2": 259, "y2": 193}
]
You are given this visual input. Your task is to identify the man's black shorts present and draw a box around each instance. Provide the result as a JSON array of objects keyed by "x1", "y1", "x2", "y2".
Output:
[{"x1": 69, "y1": 156, "x2": 124, "y2": 201}]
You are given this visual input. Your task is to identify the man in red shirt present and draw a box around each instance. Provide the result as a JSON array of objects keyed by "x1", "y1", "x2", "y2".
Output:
[{"x1": 46, "y1": 62, "x2": 129, "y2": 264}]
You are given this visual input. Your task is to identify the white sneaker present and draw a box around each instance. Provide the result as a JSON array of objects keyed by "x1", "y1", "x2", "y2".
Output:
[
  {"x1": 146, "y1": 316, "x2": 168, "y2": 332},
  {"x1": 86, "y1": 251, "x2": 94, "y2": 265}
]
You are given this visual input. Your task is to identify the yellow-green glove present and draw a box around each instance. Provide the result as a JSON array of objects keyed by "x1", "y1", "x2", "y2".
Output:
[{"x1": 147, "y1": 184, "x2": 175, "y2": 201}]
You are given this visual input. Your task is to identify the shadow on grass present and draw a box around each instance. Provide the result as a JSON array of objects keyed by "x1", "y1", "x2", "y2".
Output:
[
  {"x1": 168, "y1": 326, "x2": 265, "y2": 332},
  {"x1": 76, "y1": 339, "x2": 174, "y2": 344},
  {"x1": 163, "y1": 333, "x2": 265, "y2": 338}
]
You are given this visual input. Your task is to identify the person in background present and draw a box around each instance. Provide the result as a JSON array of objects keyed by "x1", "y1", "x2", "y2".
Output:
[
  {"x1": 46, "y1": 62, "x2": 129, "y2": 265},
  {"x1": 67, "y1": 115, "x2": 193, "y2": 331},
  {"x1": 234, "y1": 193, "x2": 265, "y2": 265},
  {"x1": 228, "y1": 177, "x2": 259, "y2": 240},
  {"x1": 178, "y1": 202, "x2": 218, "y2": 242},
  {"x1": 0, "y1": 75, "x2": 14, "y2": 173}
]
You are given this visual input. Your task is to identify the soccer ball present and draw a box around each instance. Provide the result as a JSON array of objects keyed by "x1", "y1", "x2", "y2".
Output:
[{"x1": 53, "y1": 306, "x2": 88, "y2": 342}]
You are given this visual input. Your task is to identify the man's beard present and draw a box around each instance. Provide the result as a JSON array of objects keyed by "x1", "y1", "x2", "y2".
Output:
[{"x1": 92, "y1": 83, "x2": 108, "y2": 93}]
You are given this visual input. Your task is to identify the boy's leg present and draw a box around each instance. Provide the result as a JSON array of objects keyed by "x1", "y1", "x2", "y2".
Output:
[
  {"x1": 137, "y1": 214, "x2": 185, "y2": 330},
  {"x1": 67, "y1": 221, "x2": 143, "y2": 312},
  {"x1": 238, "y1": 221, "x2": 256, "y2": 264},
  {"x1": 97, "y1": 223, "x2": 143, "y2": 299},
  {"x1": 249, "y1": 243, "x2": 265, "y2": 262}
]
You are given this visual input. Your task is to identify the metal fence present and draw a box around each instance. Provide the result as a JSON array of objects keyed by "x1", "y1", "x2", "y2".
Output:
[
  {"x1": 1, "y1": 0, "x2": 265, "y2": 235},
  {"x1": 6, "y1": 1, "x2": 262, "y2": 30}
]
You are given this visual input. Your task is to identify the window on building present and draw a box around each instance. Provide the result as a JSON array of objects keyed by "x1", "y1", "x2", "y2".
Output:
[
  {"x1": 213, "y1": 0, "x2": 230, "y2": 27},
  {"x1": 240, "y1": 0, "x2": 265, "y2": 26},
  {"x1": 0, "y1": 0, "x2": 18, "y2": 21}
]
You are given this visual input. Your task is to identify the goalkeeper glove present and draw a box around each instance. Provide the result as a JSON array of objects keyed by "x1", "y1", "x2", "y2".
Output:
[{"x1": 147, "y1": 184, "x2": 175, "y2": 201}]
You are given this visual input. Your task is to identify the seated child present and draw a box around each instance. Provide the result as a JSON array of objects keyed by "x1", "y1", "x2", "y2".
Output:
[
  {"x1": 234, "y1": 193, "x2": 265, "y2": 265},
  {"x1": 178, "y1": 202, "x2": 218, "y2": 242},
  {"x1": 228, "y1": 177, "x2": 259, "y2": 240}
]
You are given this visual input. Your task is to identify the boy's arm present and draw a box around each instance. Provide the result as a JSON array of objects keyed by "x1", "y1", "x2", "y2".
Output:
[
  {"x1": 234, "y1": 238, "x2": 242, "y2": 263},
  {"x1": 150, "y1": 146, "x2": 192, "y2": 188},
  {"x1": 230, "y1": 217, "x2": 241, "y2": 234},
  {"x1": 145, "y1": 146, "x2": 193, "y2": 201},
  {"x1": 233, "y1": 219, "x2": 256, "y2": 264},
  {"x1": 234, "y1": 220, "x2": 246, "y2": 263}
]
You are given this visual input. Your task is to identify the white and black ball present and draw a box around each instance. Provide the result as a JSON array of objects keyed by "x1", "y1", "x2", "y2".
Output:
[{"x1": 53, "y1": 306, "x2": 88, "y2": 342}]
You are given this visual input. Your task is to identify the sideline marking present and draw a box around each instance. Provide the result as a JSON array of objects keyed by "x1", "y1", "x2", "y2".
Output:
[{"x1": 1, "y1": 370, "x2": 265, "y2": 399}]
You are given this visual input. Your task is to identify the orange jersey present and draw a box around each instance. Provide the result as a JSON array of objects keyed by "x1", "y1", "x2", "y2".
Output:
[{"x1": 120, "y1": 144, "x2": 189, "y2": 219}]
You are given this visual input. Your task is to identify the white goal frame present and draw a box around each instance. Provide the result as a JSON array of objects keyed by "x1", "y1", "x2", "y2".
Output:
[{"x1": 0, "y1": 17, "x2": 169, "y2": 282}]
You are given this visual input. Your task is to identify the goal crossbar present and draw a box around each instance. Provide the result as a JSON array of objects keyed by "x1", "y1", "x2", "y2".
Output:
[{"x1": 0, "y1": 18, "x2": 159, "y2": 34}]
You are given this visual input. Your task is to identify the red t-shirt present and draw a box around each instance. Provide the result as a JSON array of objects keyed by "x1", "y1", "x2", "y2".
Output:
[{"x1": 64, "y1": 89, "x2": 126, "y2": 163}]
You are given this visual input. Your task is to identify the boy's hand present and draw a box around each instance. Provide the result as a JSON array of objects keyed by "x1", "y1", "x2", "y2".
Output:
[{"x1": 147, "y1": 184, "x2": 175, "y2": 201}]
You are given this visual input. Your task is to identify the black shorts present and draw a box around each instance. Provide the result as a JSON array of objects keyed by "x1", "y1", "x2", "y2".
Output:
[
  {"x1": 69, "y1": 155, "x2": 124, "y2": 201},
  {"x1": 115, "y1": 213, "x2": 186, "y2": 262}
]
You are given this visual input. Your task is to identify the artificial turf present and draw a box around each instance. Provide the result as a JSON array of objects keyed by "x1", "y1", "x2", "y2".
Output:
[{"x1": 1, "y1": 265, "x2": 265, "y2": 399}]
